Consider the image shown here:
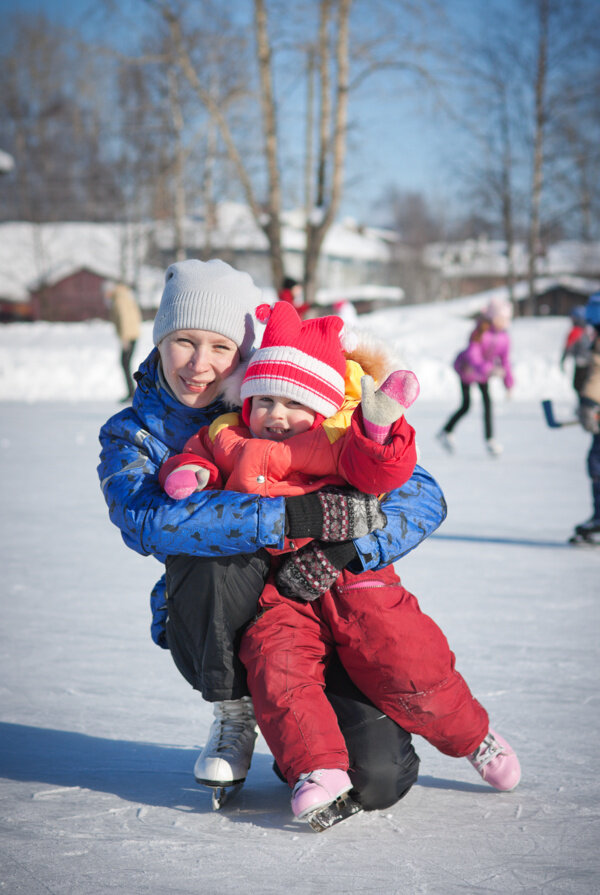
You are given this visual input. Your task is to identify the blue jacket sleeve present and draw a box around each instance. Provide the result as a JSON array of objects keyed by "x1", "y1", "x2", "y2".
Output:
[
  {"x1": 150, "y1": 574, "x2": 168, "y2": 648},
  {"x1": 351, "y1": 464, "x2": 447, "y2": 570},
  {"x1": 98, "y1": 415, "x2": 285, "y2": 561}
]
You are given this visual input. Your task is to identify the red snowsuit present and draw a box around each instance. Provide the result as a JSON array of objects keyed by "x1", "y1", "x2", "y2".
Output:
[{"x1": 160, "y1": 380, "x2": 488, "y2": 786}]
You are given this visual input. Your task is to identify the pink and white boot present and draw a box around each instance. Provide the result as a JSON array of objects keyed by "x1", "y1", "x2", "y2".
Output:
[
  {"x1": 291, "y1": 769, "x2": 353, "y2": 819},
  {"x1": 467, "y1": 729, "x2": 521, "y2": 791}
]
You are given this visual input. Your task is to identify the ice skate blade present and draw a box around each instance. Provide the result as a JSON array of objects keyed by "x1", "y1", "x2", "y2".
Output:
[
  {"x1": 197, "y1": 782, "x2": 244, "y2": 810},
  {"x1": 305, "y1": 793, "x2": 363, "y2": 832},
  {"x1": 569, "y1": 533, "x2": 600, "y2": 546}
]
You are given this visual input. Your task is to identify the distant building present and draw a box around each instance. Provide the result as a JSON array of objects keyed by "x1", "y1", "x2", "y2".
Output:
[
  {"x1": 1, "y1": 217, "x2": 599, "y2": 322},
  {"x1": 151, "y1": 203, "x2": 397, "y2": 300},
  {"x1": 424, "y1": 236, "x2": 600, "y2": 313},
  {"x1": 0, "y1": 210, "x2": 400, "y2": 321},
  {"x1": 30, "y1": 268, "x2": 108, "y2": 322},
  {"x1": 0, "y1": 222, "x2": 156, "y2": 322}
]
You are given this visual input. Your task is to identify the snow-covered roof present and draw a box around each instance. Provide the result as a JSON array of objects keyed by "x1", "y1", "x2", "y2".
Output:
[
  {"x1": 0, "y1": 221, "x2": 153, "y2": 304},
  {"x1": 315, "y1": 284, "x2": 404, "y2": 305},
  {"x1": 2, "y1": 215, "x2": 598, "y2": 311},
  {"x1": 153, "y1": 202, "x2": 393, "y2": 261},
  {"x1": 424, "y1": 236, "x2": 600, "y2": 279}
]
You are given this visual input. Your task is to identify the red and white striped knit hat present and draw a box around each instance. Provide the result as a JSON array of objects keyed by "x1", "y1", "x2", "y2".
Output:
[{"x1": 240, "y1": 301, "x2": 347, "y2": 420}]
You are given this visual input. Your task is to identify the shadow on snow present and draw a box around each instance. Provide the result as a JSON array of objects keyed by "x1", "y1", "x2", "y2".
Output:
[
  {"x1": 0, "y1": 721, "x2": 276, "y2": 812},
  {"x1": 433, "y1": 533, "x2": 570, "y2": 549},
  {"x1": 0, "y1": 722, "x2": 494, "y2": 825}
]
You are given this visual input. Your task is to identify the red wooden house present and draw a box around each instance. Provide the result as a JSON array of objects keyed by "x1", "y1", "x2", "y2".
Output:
[{"x1": 29, "y1": 267, "x2": 110, "y2": 322}]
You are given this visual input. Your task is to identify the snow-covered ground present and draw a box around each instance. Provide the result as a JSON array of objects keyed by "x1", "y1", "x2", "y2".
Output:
[{"x1": 1, "y1": 301, "x2": 599, "y2": 894}]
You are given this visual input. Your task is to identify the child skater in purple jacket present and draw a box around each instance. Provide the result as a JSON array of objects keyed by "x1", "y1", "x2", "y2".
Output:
[{"x1": 438, "y1": 297, "x2": 514, "y2": 456}]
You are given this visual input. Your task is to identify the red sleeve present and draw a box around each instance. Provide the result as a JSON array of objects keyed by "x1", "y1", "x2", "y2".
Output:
[
  {"x1": 337, "y1": 406, "x2": 417, "y2": 494},
  {"x1": 565, "y1": 326, "x2": 584, "y2": 349},
  {"x1": 158, "y1": 427, "x2": 222, "y2": 490}
]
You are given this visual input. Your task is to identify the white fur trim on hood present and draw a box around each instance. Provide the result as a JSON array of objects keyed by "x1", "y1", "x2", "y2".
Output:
[{"x1": 218, "y1": 357, "x2": 251, "y2": 408}]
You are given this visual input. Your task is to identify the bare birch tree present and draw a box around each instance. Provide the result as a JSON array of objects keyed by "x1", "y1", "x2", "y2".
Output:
[
  {"x1": 525, "y1": 0, "x2": 549, "y2": 314},
  {"x1": 447, "y1": 0, "x2": 599, "y2": 313},
  {"x1": 151, "y1": 0, "x2": 446, "y2": 303},
  {"x1": 154, "y1": 0, "x2": 351, "y2": 299}
]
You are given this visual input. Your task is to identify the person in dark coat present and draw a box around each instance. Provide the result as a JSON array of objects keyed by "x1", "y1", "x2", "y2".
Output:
[
  {"x1": 572, "y1": 293, "x2": 600, "y2": 541},
  {"x1": 277, "y1": 276, "x2": 310, "y2": 317},
  {"x1": 560, "y1": 305, "x2": 593, "y2": 397}
]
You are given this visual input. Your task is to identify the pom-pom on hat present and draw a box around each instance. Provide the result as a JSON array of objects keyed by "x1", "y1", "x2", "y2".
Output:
[
  {"x1": 240, "y1": 301, "x2": 347, "y2": 419},
  {"x1": 152, "y1": 258, "x2": 262, "y2": 358},
  {"x1": 483, "y1": 297, "x2": 513, "y2": 326}
]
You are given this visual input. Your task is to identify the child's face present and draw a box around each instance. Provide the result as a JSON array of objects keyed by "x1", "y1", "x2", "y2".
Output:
[
  {"x1": 249, "y1": 395, "x2": 316, "y2": 441},
  {"x1": 491, "y1": 314, "x2": 510, "y2": 331}
]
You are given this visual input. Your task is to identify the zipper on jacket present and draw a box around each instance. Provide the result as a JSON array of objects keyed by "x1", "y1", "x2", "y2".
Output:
[{"x1": 336, "y1": 579, "x2": 389, "y2": 592}]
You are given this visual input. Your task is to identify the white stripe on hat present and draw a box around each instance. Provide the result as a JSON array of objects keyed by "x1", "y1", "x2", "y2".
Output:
[
  {"x1": 241, "y1": 345, "x2": 345, "y2": 418},
  {"x1": 243, "y1": 345, "x2": 345, "y2": 392}
]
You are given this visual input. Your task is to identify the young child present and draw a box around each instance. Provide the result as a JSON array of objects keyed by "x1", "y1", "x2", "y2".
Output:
[
  {"x1": 160, "y1": 301, "x2": 521, "y2": 823},
  {"x1": 438, "y1": 298, "x2": 514, "y2": 457}
]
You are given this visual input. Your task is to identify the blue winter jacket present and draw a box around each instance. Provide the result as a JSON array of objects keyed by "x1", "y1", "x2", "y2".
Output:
[{"x1": 98, "y1": 349, "x2": 447, "y2": 646}]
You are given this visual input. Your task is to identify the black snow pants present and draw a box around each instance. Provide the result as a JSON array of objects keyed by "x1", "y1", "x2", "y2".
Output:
[
  {"x1": 120, "y1": 339, "x2": 137, "y2": 400},
  {"x1": 165, "y1": 552, "x2": 420, "y2": 811},
  {"x1": 443, "y1": 379, "x2": 493, "y2": 441}
]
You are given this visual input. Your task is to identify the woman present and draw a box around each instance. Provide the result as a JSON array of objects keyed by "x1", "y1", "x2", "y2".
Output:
[
  {"x1": 438, "y1": 297, "x2": 514, "y2": 457},
  {"x1": 97, "y1": 258, "x2": 447, "y2": 812}
]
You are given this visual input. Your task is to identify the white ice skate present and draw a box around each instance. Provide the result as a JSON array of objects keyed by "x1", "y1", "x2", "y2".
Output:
[
  {"x1": 486, "y1": 438, "x2": 503, "y2": 457},
  {"x1": 194, "y1": 697, "x2": 258, "y2": 809},
  {"x1": 437, "y1": 430, "x2": 455, "y2": 454}
]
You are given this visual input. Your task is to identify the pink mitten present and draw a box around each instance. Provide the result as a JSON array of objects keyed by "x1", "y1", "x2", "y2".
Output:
[
  {"x1": 361, "y1": 370, "x2": 420, "y2": 444},
  {"x1": 164, "y1": 464, "x2": 211, "y2": 500}
]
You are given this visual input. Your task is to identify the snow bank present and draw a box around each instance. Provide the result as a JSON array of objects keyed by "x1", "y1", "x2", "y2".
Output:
[{"x1": 0, "y1": 300, "x2": 576, "y2": 403}]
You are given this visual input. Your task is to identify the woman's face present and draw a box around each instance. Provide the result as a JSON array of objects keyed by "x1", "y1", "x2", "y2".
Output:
[{"x1": 158, "y1": 329, "x2": 240, "y2": 409}]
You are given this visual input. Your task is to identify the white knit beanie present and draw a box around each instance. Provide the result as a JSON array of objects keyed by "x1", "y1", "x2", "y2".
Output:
[
  {"x1": 152, "y1": 259, "x2": 262, "y2": 359},
  {"x1": 483, "y1": 297, "x2": 513, "y2": 325}
]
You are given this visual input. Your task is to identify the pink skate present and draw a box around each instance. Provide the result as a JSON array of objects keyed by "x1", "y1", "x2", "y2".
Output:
[
  {"x1": 291, "y1": 769, "x2": 352, "y2": 820},
  {"x1": 467, "y1": 729, "x2": 521, "y2": 791}
]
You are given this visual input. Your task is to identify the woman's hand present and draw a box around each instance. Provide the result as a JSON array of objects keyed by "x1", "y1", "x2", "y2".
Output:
[{"x1": 285, "y1": 487, "x2": 387, "y2": 541}]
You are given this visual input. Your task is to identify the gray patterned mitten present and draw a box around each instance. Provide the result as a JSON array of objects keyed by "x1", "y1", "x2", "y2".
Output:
[{"x1": 276, "y1": 541, "x2": 357, "y2": 601}]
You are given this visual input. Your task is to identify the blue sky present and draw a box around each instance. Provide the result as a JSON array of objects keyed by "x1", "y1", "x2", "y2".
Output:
[{"x1": 4, "y1": 0, "x2": 515, "y2": 224}]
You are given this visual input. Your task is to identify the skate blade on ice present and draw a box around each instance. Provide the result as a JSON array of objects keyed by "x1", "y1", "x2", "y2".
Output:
[
  {"x1": 569, "y1": 533, "x2": 600, "y2": 546},
  {"x1": 305, "y1": 793, "x2": 363, "y2": 833},
  {"x1": 207, "y1": 782, "x2": 244, "y2": 810},
  {"x1": 195, "y1": 779, "x2": 245, "y2": 810}
]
